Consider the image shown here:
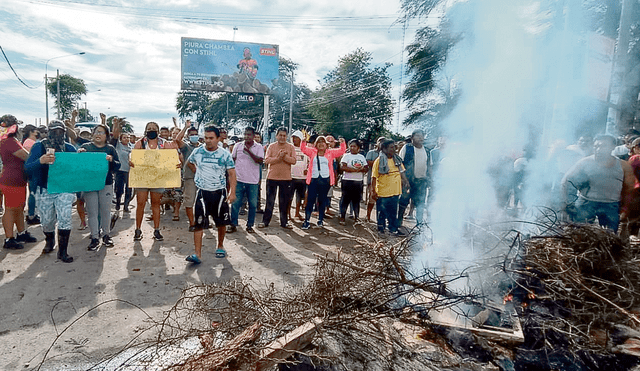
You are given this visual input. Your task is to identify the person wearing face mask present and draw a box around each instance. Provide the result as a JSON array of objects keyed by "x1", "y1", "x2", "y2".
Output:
[
  {"x1": 78, "y1": 125, "x2": 120, "y2": 251},
  {"x1": 164, "y1": 120, "x2": 188, "y2": 221},
  {"x1": 24, "y1": 120, "x2": 78, "y2": 262},
  {"x1": 132, "y1": 121, "x2": 168, "y2": 241},
  {"x1": 176, "y1": 123, "x2": 201, "y2": 231}
]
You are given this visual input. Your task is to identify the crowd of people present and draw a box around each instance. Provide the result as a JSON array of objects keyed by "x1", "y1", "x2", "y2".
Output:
[
  {"x1": 8, "y1": 108, "x2": 637, "y2": 265},
  {"x1": 0, "y1": 112, "x2": 435, "y2": 264}
]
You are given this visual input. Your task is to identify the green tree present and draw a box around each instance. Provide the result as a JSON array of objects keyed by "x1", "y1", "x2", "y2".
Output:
[
  {"x1": 402, "y1": 26, "x2": 459, "y2": 134},
  {"x1": 77, "y1": 108, "x2": 93, "y2": 122},
  {"x1": 106, "y1": 116, "x2": 133, "y2": 133},
  {"x1": 176, "y1": 91, "x2": 214, "y2": 129},
  {"x1": 47, "y1": 74, "x2": 87, "y2": 120},
  {"x1": 307, "y1": 48, "x2": 394, "y2": 142}
]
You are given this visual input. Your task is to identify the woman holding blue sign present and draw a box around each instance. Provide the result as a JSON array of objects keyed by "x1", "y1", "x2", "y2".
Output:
[{"x1": 78, "y1": 124, "x2": 120, "y2": 251}]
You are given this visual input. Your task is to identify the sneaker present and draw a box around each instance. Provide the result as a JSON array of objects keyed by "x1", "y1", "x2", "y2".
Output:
[
  {"x1": 338, "y1": 218, "x2": 346, "y2": 226},
  {"x1": 186, "y1": 254, "x2": 202, "y2": 264},
  {"x1": 133, "y1": 229, "x2": 143, "y2": 241},
  {"x1": 102, "y1": 235, "x2": 114, "y2": 247},
  {"x1": 87, "y1": 238, "x2": 101, "y2": 251},
  {"x1": 226, "y1": 225, "x2": 237, "y2": 233},
  {"x1": 239, "y1": 208, "x2": 247, "y2": 216},
  {"x1": 110, "y1": 214, "x2": 119, "y2": 230},
  {"x1": 188, "y1": 225, "x2": 197, "y2": 232},
  {"x1": 301, "y1": 221, "x2": 311, "y2": 230},
  {"x1": 3, "y1": 237, "x2": 24, "y2": 250},
  {"x1": 281, "y1": 223, "x2": 294, "y2": 229},
  {"x1": 153, "y1": 229, "x2": 164, "y2": 241},
  {"x1": 317, "y1": 220, "x2": 324, "y2": 227},
  {"x1": 246, "y1": 226, "x2": 255, "y2": 233},
  {"x1": 392, "y1": 229, "x2": 406, "y2": 237},
  {"x1": 258, "y1": 222, "x2": 267, "y2": 228},
  {"x1": 26, "y1": 215, "x2": 41, "y2": 225},
  {"x1": 16, "y1": 231, "x2": 37, "y2": 243}
]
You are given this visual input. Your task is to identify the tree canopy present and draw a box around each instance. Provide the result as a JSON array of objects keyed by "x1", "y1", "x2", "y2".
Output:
[
  {"x1": 47, "y1": 74, "x2": 87, "y2": 120},
  {"x1": 306, "y1": 48, "x2": 394, "y2": 143}
]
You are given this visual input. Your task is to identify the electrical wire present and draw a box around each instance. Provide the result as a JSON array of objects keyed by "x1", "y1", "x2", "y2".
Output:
[
  {"x1": 0, "y1": 45, "x2": 41, "y2": 89},
  {"x1": 18, "y1": 0, "x2": 441, "y2": 30}
]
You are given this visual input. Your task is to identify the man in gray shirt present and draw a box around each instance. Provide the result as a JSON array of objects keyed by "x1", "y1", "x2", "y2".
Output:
[{"x1": 561, "y1": 134, "x2": 635, "y2": 232}]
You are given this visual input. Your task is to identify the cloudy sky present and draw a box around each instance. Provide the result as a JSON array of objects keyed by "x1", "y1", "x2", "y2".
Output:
[{"x1": 0, "y1": 0, "x2": 425, "y2": 133}]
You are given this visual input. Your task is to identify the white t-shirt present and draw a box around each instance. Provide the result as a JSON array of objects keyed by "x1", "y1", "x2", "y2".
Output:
[
  {"x1": 291, "y1": 146, "x2": 308, "y2": 179},
  {"x1": 399, "y1": 144, "x2": 428, "y2": 179},
  {"x1": 340, "y1": 153, "x2": 367, "y2": 182}
]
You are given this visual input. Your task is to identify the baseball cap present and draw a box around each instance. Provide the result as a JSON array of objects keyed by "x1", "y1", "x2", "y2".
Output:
[{"x1": 292, "y1": 130, "x2": 304, "y2": 140}]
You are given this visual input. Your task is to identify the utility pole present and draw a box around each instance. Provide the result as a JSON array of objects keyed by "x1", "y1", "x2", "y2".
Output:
[
  {"x1": 607, "y1": 0, "x2": 635, "y2": 131},
  {"x1": 288, "y1": 71, "x2": 294, "y2": 134},
  {"x1": 44, "y1": 51, "x2": 85, "y2": 124},
  {"x1": 56, "y1": 69, "x2": 61, "y2": 119}
]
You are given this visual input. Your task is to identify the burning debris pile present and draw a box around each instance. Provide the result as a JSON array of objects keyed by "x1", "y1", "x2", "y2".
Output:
[
  {"x1": 133, "y1": 230, "x2": 479, "y2": 371},
  {"x1": 505, "y1": 223, "x2": 640, "y2": 370},
  {"x1": 96, "y1": 223, "x2": 640, "y2": 371}
]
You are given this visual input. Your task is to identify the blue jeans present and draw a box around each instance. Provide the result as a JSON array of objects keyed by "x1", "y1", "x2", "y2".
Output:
[
  {"x1": 306, "y1": 177, "x2": 331, "y2": 223},
  {"x1": 27, "y1": 178, "x2": 37, "y2": 217},
  {"x1": 377, "y1": 195, "x2": 399, "y2": 233},
  {"x1": 399, "y1": 177, "x2": 428, "y2": 225},
  {"x1": 572, "y1": 197, "x2": 620, "y2": 232},
  {"x1": 231, "y1": 182, "x2": 258, "y2": 228}
]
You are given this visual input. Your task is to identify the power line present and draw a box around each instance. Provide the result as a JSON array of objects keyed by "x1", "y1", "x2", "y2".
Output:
[
  {"x1": 0, "y1": 45, "x2": 40, "y2": 89},
  {"x1": 19, "y1": 0, "x2": 441, "y2": 30}
]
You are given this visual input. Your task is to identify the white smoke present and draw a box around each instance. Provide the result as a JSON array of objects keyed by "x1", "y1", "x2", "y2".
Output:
[{"x1": 413, "y1": 0, "x2": 611, "y2": 295}]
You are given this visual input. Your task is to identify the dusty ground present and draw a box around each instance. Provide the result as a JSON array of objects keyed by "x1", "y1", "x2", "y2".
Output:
[{"x1": 0, "y1": 191, "x2": 399, "y2": 370}]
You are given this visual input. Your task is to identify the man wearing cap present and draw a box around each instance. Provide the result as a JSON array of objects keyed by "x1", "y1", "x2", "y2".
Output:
[
  {"x1": 25, "y1": 120, "x2": 78, "y2": 262},
  {"x1": 289, "y1": 130, "x2": 308, "y2": 220}
]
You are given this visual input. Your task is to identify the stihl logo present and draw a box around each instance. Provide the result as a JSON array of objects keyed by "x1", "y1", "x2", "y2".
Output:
[{"x1": 260, "y1": 48, "x2": 277, "y2": 56}]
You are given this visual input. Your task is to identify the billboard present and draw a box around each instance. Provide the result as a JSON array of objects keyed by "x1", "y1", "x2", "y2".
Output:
[{"x1": 181, "y1": 38, "x2": 279, "y2": 94}]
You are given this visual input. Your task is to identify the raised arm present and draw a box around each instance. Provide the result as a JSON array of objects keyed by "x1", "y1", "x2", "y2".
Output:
[{"x1": 174, "y1": 119, "x2": 190, "y2": 148}]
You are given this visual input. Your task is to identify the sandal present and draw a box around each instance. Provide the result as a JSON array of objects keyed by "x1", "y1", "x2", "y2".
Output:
[
  {"x1": 186, "y1": 254, "x2": 202, "y2": 264},
  {"x1": 173, "y1": 216, "x2": 180, "y2": 221},
  {"x1": 215, "y1": 249, "x2": 226, "y2": 258}
]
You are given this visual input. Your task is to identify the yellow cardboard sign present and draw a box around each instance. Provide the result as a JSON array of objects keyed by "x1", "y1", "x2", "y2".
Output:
[{"x1": 129, "y1": 149, "x2": 181, "y2": 188}]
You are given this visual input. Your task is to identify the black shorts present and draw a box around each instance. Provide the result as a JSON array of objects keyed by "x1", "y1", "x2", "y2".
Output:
[
  {"x1": 292, "y1": 179, "x2": 307, "y2": 203},
  {"x1": 193, "y1": 188, "x2": 231, "y2": 230}
]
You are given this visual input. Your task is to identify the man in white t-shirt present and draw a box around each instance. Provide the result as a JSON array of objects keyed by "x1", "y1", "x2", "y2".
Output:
[
  {"x1": 339, "y1": 139, "x2": 368, "y2": 225},
  {"x1": 398, "y1": 129, "x2": 429, "y2": 226},
  {"x1": 289, "y1": 130, "x2": 308, "y2": 220}
]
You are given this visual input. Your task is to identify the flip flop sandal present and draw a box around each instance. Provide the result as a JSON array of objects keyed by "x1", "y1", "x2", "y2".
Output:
[
  {"x1": 186, "y1": 254, "x2": 202, "y2": 264},
  {"x1": 215, "y1": 249, "x2": 226, "y2": 258}
]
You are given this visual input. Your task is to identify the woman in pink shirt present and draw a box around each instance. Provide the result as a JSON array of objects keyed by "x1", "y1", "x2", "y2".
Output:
[
  {"x1": 300, "y1": 136, "x2": 345, "y2": 229},
  {"x1": 22, "y1": 125, "x2": 40, "y2": 225}
]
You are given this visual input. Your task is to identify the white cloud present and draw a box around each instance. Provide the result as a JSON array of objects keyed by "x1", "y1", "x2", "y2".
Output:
[{"x1": 1, "y1": 0, "x2": 409, "y2": 132}]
